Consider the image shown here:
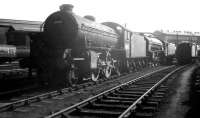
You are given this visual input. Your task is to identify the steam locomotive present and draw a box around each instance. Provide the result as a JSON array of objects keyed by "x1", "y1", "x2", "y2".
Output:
[
  {"x1": 0, "y1": 19, "x2": 42, "y2": 68},
  {"x1": 31, "y1": 4, "x2": 165, "y2": 87},
  {"x1": 0, "y1": 19, "x2": 43, "y2": 91}
]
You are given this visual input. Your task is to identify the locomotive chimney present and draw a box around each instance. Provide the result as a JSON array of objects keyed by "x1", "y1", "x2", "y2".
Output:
[{"x1": 59, "y1": 4, "x2": 74, "y2": 13}]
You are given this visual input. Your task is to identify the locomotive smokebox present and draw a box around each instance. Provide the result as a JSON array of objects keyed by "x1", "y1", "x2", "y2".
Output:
[{"x1": 59, "y1": 4, "x2": 74, "y2": 13}]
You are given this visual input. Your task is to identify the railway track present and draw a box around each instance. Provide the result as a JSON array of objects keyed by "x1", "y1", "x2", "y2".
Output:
[
  {"x1": 0, "y1": 66, "x2": 172, "y2": 114},
  {"x1": 0, "y1": 62, "x2": 34, "y2": 99},
  {"x1": 0, "y1": 72, "x2": 38, "y2": 99},
  {"x1": 43, "y1": 65, "x2": 186, "y2": 118},
  {"x1": 0, "y1": 72, "x2": 123, "y2": 110},
  {"x1": 0, "y1": 69, "x2": 117, "y2": 100}
]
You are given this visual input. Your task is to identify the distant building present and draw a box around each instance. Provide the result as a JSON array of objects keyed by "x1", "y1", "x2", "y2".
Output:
[{"x1": 153, "y1": 30, "x2": 200, "y2": 45}]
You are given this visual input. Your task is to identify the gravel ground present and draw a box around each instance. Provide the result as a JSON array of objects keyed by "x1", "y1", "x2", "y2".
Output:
[
  {"x1": 0, "y1": 66, "x2": 166, "y2": 118},
  {"x1": 155, "y1": 65, "x2": 196, "y2": 118},
  {"x1": 185, "y1": 64, "x2": 200, "y2": 118}
]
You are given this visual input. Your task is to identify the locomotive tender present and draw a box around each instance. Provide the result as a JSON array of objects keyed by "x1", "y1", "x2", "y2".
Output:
[{"x1": 32, "y1": 4, "x2": 164, "y2": 87}]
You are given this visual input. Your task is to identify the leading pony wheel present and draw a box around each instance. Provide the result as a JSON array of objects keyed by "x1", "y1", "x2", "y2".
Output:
[
  {"x1": 91, "y1": 69, "x2": 100, "y2": 81},
  {"x1": 67, "y1": 64, "x2": 79, "y2": 86}
]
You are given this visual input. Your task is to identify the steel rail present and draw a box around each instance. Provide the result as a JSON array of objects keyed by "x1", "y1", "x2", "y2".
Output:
[
  {"x1": 0, "y1": 66, "x2": 174, "y2": 112},
  {"x1": 0, "y1": 74, "x2": 113, "y2": 111},
  {"x1": 118, "y1": 65, "x2": 186, "y2": 118},
  {"x1": 44, "y1": 66, "x2": 174, "y2": 118},
  {"x1": 0, "y1": 87, "x2": 70, "y2": 112}
]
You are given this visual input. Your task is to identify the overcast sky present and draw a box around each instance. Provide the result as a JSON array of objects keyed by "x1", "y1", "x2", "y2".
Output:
[{"x1": 0, "y1": 0, "x2": 199, "y2": 32}]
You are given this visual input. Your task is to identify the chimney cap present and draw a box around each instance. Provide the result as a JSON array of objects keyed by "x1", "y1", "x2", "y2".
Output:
[{"x1": 59, "y1": 4, "x2": 74, "y2": 12}]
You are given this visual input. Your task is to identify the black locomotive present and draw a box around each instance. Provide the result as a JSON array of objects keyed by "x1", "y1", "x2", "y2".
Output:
[
  {"x1": 171, "y1": 39, "x2": 200, "y2": 65},
  {"x1": 0, "y1": 19, "x2": 43, "y2": 91},
  {"x1": 32, "y1": 4, "x2": 165, "y2": 87},
  {"x1": 176, "y1": 43, "x2": 192, "y2": 65},
  {"x1": 0, "y1": 19, "x2": 42, "y2": 68}
]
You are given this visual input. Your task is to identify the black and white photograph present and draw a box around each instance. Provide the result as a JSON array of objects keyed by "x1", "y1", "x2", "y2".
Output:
[{"x1": 0, "y1": 0, "x2": 199, "y2": 118}]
